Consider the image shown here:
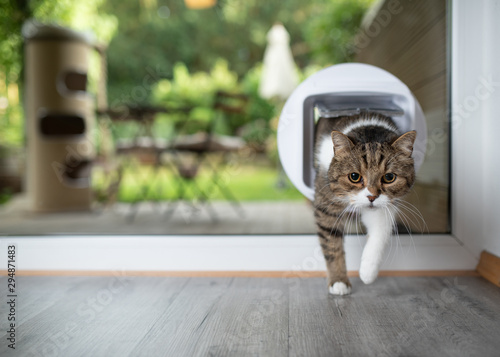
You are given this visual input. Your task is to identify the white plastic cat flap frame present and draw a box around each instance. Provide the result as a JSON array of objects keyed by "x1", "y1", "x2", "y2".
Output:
[{"x1": 278, "y1": 63, "x2": 427, "y2": 201}]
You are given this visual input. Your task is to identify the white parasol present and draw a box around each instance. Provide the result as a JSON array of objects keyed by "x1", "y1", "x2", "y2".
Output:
[{"x1": 259, "y1": 23, "x2": 299, "y2": 100}]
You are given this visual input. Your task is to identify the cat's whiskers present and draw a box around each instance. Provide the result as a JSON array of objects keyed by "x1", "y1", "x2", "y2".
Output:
[
  {"x1": 392, "y1": 204, "x2": 418, "y2": 256},
  {"x1": 394, "y1": 199, "x2": 428, "y2": 233},
  {"x1": 354, "y1": 206, "x2": 363, "y2": 246},
  {"x1": 392, "y1": 206, "x2": 404, "y2": 257},
  {"x1": 357, "y1": 207, "x2": 362, "y2": 245},
  {"x1": 343, "y1": 209, "x2": 353, "y2": 237},
  {"x1": 314, "y1": 186, "x2": 345, "y2": 219},
  {"x1": 345, "y1": 206, "x2": 358, "y2": 236},
  {"x1": 404, "y1": 201, "x2": 428, "y2": 234},
  {"x1": 381, "y1": 207, "x2": 394, "y2": 264},
  {"x1": 398, "y1": 209, "x2": 417, "y2": 255},
  {"x1": 329, "y1": 204, "x2": 353, "y2": 238},
  {"x1": 344, "y1": 203, "x2": 367, "y2": 246},
  {"x1": 378, "y1": 206, "x2": 391, "y2": 260},
  {"x1": 385, "y1": 205, "x2": 401, "y2": 265}
]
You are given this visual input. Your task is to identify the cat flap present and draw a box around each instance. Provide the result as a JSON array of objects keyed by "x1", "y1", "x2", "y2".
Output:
[
  {"x1": 314, "y1": 101, "x2": 405, "y2": 122},
  {"x1": 277, "y1": 63, "x2": 427, "y2": 201}
]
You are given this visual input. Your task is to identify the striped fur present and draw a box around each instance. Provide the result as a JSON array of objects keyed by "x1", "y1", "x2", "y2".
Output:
[{"x1": 313, "y1": 113, "x2": 416, "y2": 294}]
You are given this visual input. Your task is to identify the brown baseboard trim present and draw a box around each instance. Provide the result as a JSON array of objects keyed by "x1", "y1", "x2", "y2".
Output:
[
  {"x1": 476, "y1": 250, "x2": 500, "y2": 287},
  {"x1": 372, "y1": 270, "x2": 479, "y2": 277},
  {"x1": 0, "y1": 270, "x2": 480, "y2": 278}
]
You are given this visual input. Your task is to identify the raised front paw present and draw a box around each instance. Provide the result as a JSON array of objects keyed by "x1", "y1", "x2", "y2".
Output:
[
  {"x1": 359, "y1": 260, "x2": 379, "y2": 284},
  {"x1": 328, "y1": 281, "x2": 352, "y2": 296}
]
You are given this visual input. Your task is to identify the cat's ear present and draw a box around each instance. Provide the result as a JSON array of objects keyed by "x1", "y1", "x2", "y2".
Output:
[
  {"x1": 331, "y1": 131, "x2": 354, "y2": 155},
  {"x1": 391, "y1": 131, "x2": 417, "y2": 157}
]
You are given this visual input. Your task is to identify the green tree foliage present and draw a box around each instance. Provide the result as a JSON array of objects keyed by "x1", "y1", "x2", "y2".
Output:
[
  {"x1": 31, "y1": 0, "x2": 117, "y2": 42},
  {"x1": 0, "y1": 0, "x2": 374, "y2": 147},
  {"x1": 0, "y1": 0, "x2": 117, "y2": 86},
  {"x1": 151, "y1": 59, "x2": 240, "y2": 136},
  {"x1": 150, "y1": 59, "x2": 275, "y2": 139},
  {"x1": 153, "y1": 60, "x2": 238, "y2": 109},
  {"x1": 304, "y1": 0, "x2": 374, "y2": 64},
  {"x1": 0, "y1": 0, "x2": 31, "y2": 84},
  {"x1": 103, "y1": 0, "x2": 339, "y2": 105},
  {"x1": 0, "y1": 0, "x2": 117, "y2": 147}
]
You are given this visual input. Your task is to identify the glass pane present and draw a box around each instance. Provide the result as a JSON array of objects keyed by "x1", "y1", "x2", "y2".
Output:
[
  {"x1": 0, "y1": 0, "x2": 449, "y2": 235},
  {"x1": 355, "y1": 0, "x2": 449, "y2": 233}
]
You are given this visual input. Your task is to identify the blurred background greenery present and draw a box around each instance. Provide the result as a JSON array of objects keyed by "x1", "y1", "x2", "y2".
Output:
[{"x1": 0, "y1": 0, "x2": 374, "y2": 204}]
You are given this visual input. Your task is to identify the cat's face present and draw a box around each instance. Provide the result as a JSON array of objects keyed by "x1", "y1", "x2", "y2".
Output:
[{"x1": 327, "y1": 131, "x2": 416, "y2": 210}]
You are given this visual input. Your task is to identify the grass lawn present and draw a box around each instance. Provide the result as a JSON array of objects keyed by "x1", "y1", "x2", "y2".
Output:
[{"x1": 93, "y1": 160, "x2": 305, "y2": 203}]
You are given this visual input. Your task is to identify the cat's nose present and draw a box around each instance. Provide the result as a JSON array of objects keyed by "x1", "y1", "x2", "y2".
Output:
[{"x1": 367, "y1": 195, "x2": 378, "y2": 202}]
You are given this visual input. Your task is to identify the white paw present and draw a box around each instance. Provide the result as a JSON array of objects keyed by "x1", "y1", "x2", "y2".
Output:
[
  {"x1": 359, "y1": 260, "x2": 379, "y2": 284},
  {"x1": 329, "y1": 282, "x2": 351, "y2": 295}
]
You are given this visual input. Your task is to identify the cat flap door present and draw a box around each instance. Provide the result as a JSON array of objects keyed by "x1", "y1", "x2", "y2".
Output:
[
  {"x1": 302, "y1": 95, "x2": 409, "y2": 191},
  {"x1": 278, "y1": 63, "x2": 427, "y2": 201},
  {"x1": 314, "y1": 101, "x2": 404, "y2": 121}
]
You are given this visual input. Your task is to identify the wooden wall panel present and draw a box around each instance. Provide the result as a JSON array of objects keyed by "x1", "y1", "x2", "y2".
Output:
[{"x1": 355, "y1": 0, "x2": 449, "y2": 233}]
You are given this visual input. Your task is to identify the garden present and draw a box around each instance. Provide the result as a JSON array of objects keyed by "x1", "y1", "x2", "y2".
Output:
[{"x1": 0, "y1": 0, "x2": 373, "y2": 206}]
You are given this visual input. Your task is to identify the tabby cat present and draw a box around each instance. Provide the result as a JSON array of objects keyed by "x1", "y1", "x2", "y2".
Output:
[{"x1": 314, "y1": 113, "x2": 416, "y2": 295}]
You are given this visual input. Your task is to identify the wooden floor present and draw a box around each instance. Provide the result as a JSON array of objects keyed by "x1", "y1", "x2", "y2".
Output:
[{"x1": 1, "y1": 276, "x2": 499, "y2": 356}]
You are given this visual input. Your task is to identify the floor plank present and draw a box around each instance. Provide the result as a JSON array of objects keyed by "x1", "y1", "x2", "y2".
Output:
[
  {"x1": 129, "y1": 277, "x2": 234, "y2": 357},
  {"x1": 0, "y1": 276, "x2": 499, "y2": 356},
  {"x1": 62, "y1": 277, "x2": 189, "y2": 357},
  {"x1": 1, "y1": 276, "x2": 90, "y2": 326},
  {"x1": 190, "y1": 278, "x2": 289, "y2": 357},
  {"x1": 0, "y1": 276, "x2": 188, "y2": 356}
]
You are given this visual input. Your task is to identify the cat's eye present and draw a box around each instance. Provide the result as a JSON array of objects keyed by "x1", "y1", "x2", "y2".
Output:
[
  {"x1": 382, "y1": 173, "x2": 396, "y2": 183},
  {"x1": 348, "y1": 173, "x2": 362, "y2": 183}
]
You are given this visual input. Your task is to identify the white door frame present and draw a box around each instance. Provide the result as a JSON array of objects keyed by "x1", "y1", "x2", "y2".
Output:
[{"x1": 0, "y1": 0, "x2": 490, "y2": 273}]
